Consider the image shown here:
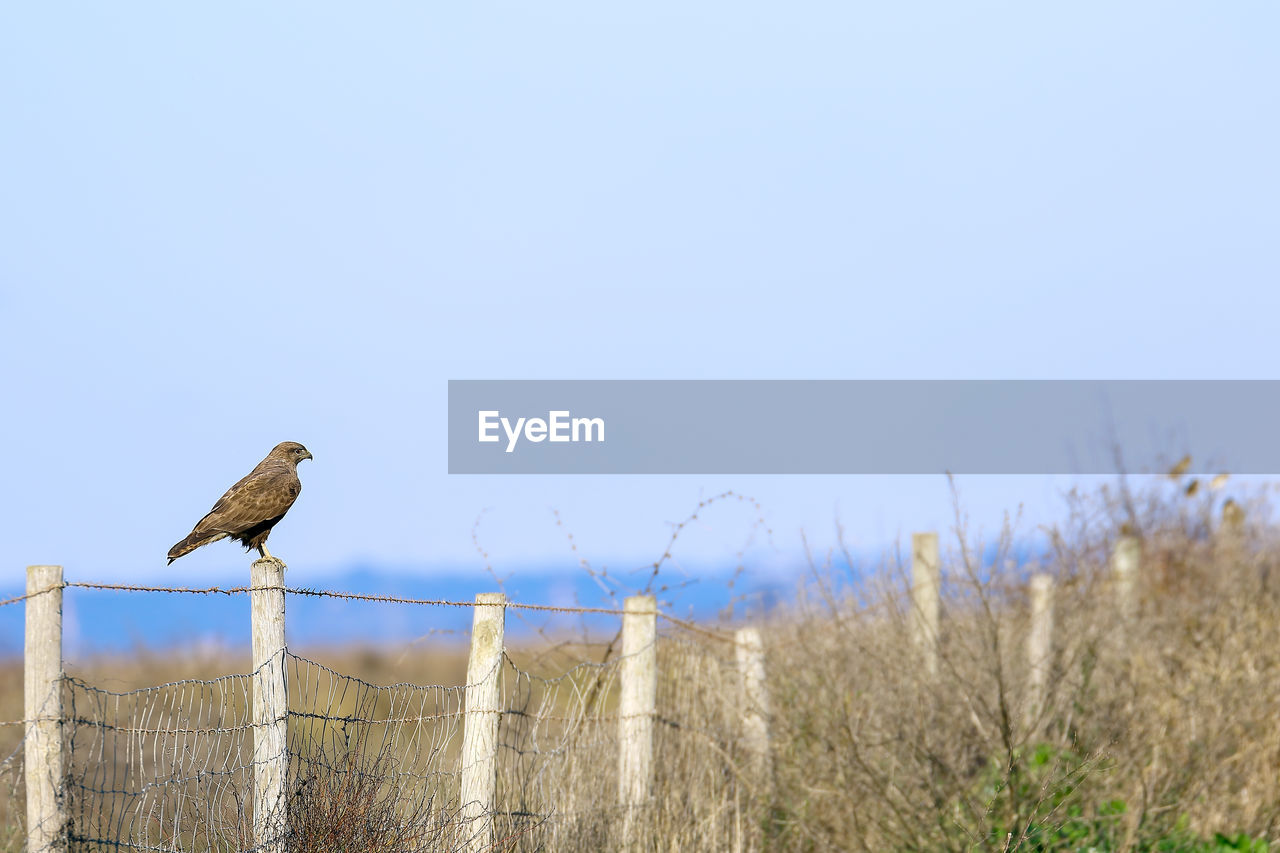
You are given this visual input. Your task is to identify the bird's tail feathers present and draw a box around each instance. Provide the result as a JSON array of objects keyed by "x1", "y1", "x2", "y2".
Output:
[{"x1": 167, "y1": 531, "x2": 228, "y2": 564}]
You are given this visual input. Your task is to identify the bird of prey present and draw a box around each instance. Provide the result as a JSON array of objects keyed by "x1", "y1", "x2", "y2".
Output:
[{"x1": 167, "y1": 441, "x2": 313, "y2": 564}]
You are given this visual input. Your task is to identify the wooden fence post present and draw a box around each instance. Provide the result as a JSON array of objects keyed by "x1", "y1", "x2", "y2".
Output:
[
  {"x1": 1025, "y1": 572, "x2": 1054, "y2": 730},
  {"x1": 250, "y1": 558, "x2": 288, "y2": 853},
  {"x1": 1112, "y1": 535, "x2": 1139, "y2": 619},
  {"x1": 460, "y1": 592, "x2": 505, "y2": 853},
  {"x1": 619, "y1": 595, "x2": 657, "y2": 816},
  {"x1": 735, "y1": 627, "x2": 771, "y2": 782},
  {"x1": 25, "y1": 565, "x2": 66, "y2": 852},
  {"x1": 911, "y1": 532, "x2": 940, "y2": 675}
]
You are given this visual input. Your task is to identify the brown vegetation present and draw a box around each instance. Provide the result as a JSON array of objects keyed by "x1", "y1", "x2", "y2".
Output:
[{"x1": 763, "y1": 477, "x2": 1280, "y2": 850}]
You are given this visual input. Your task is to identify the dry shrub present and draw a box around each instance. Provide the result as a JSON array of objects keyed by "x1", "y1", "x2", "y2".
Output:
[
  {"x1": 763, "y1": 477, "x2": 1280, "y2": 851},
  {"x1": 285, "y1": 735, "x2": 478, "y2": 853},
  {"x1": 0, "y1": 660, "x2": 23, "y2": 853},
  {"x1": 207, "y1": 731, "x2": 493, "y2": 853}
]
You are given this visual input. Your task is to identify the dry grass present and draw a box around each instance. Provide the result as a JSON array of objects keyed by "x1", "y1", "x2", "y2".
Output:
[
  {"x1": 3, "y1": 477, "x2": 1279, "y2": 851},
  {"x1": 0, "y1": 662, "x2": 20, "y2": 853},
  {"x1": 763, "y1": 477, "x2": 1280, "y2": 851}
]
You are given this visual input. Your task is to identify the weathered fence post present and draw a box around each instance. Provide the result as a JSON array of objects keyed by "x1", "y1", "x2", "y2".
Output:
[
  {"x1": 1112, "y1": 535, "x2": 1139, "y2": 619},
  {"x1": 735, "y1": 627, "x2": 771, "y2": 782},
  {"x1": 911, "y1": 532, "x2": 940, "y2": 675},
  {"x1": 619, "y1": 595, "x2": 657, "y2": 825},
  {"x1": 250, "y1": 558, "x2": 288, "y2": 852},
  {"x1": 1025, "y1": 572, "x2": 1054, "y2": 730},
  {"x1": 460, "y1": 592, "x2": 505, "y2": 853},
  {"x1": 25, "y1": 565, "x2": 66, "y2": 852}
]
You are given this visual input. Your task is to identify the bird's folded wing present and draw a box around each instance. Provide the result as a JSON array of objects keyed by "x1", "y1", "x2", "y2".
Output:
[{"x1": 194, "y1": 469, "x2": 300, "y2": 535}]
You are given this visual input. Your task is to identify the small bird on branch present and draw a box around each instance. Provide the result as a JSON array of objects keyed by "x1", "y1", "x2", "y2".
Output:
[{"x1": 168, "y1": 441, "x2": 313, "y2": 565}]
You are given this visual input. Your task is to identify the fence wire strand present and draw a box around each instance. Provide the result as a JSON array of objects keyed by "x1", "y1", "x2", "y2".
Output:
[{"x1": 2, "y1": 579, "x2": 742, "y2": 645}]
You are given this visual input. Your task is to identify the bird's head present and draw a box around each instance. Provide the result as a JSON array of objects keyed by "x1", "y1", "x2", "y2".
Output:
[{"x1": 271, "y1": 441, "x2": 314, "y2": 464}]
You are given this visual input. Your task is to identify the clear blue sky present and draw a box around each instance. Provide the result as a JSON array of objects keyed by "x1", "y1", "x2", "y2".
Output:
[{"x1": 2, "y1": 3, "x2": 1277, "y2": 585}]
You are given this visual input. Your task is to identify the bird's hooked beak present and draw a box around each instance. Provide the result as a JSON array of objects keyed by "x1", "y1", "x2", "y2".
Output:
[{"x1": 303, "y1": 450, "x2": 314, "y2": 461}]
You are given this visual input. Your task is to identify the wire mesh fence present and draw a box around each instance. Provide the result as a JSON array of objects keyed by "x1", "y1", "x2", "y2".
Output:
[
  {"x1": 0, "y1": 584, "x2": 769, "y2": 853},
  {"x1": 0, "y1": 736, "x2": 23, "y2": 853}
]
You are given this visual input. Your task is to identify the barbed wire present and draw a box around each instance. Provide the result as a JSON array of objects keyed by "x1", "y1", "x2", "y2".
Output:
[
  {"x1": 0, "y1": 589, "x2": 47, "y2": 606},
  {"x1": 0, "y1": 580, "x2": 629, "y2": 614},
  {"x1": 1, "y1": 579, "x2": 933, "y2": 663},
  {"x1": 0, "y1": 578, "x2": 745, "y2": 644},
  {"x1": 281, "y1": 585, "x2": 626, "y2": 615}
]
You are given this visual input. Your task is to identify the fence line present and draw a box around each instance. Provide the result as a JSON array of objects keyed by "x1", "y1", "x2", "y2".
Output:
[
  {"x1": 7, "y1": 571, "x2": 776, "y2": 849},
  {"x1": 3, "y1": 532, "x2": 1146, "y2": 850}
]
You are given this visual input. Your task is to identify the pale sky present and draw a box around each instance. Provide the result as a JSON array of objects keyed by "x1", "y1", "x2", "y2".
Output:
[{"x1": 2, "y1": 3, "x2": 1278, "y2": 586}]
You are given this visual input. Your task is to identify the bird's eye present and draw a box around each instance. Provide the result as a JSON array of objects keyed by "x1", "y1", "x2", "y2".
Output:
[{"x1": 295, "y1": 448, "x2": 304, "y2": 454}]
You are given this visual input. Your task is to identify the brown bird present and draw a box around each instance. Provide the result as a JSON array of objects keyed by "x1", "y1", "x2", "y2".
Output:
[{"x1": 168, "y1": 441, "x2": 313, "y2": 564}]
